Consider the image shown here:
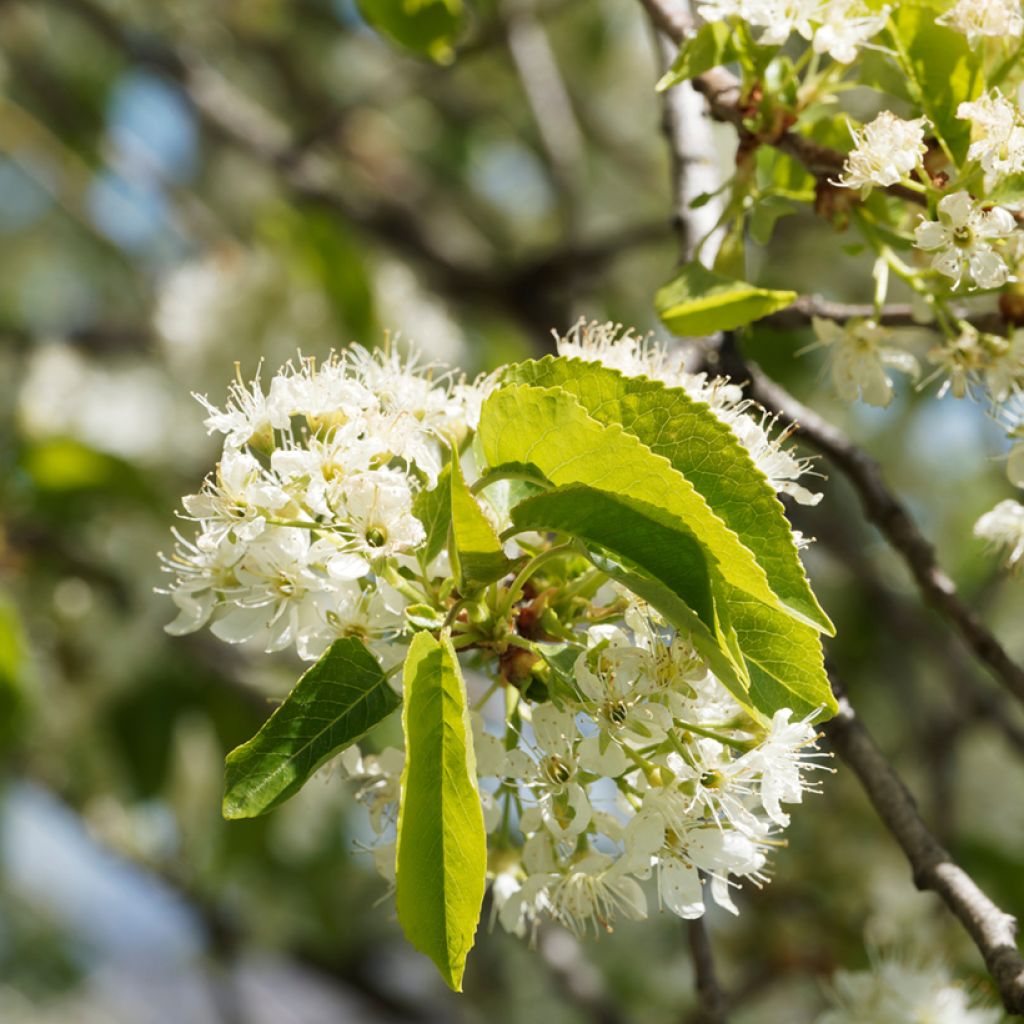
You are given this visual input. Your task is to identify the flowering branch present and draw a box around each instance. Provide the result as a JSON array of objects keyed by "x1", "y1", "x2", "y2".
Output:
[
  {"x1": 823, "y1": 684, "x2": 1024, "y2": 1015},
  {"x1": 725, "y1": 347, "x2": 1024, "y2": 709},
  {"x1": 636, "y1": 0, "x2": 927, "y2": 206}
]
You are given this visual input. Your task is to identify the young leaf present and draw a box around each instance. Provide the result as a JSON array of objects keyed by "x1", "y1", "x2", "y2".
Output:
[
  {"x1": 502, "y1": 358, "x2": 833, "y2": 635},
  {"x1": 655, "y1": 261, "x2": 796, "y2": 336},
  {"x1": 396, "y1": 631, "x2": 487, "y2": 992},
  {"x1": 413, "y1": 462, "x2": 452, "y2": 565},
  {"x1": 886, "y1": 3, "x2": 982, "y2": 163},
  {"x1": 357, "y1": 0, "x2": 465, "y2": 63},
  {"x1": 449, "y1": 453, "x2": 513, "y2": 589},
  {"x1": 222, "y1": 638, "x2": 400, "y2": 819},
  {"x1": 478, "y1": 383, "x2": 789, "y2": 620},
  {"x1": 510, "y1": 484, "x2": 751, "y2": 696},
  {"x1": 656, "y1": 22, "x2": 739, "y2": 91}
]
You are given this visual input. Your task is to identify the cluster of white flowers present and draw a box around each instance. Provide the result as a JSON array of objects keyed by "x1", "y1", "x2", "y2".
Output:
[
  {"x1": 837, "y1": 112, "x2": 928, "y2": 195},
  {"x1": 697, "y1": 0, "x2": 888, "y2": 64},
  {"x1": 346, "y1": 598, "x2": 827, "y2": 938},
  {"x1": 160, "y1": 348, "x2": 486, "y2": 661},
  {"x1": 556, "y1": 321, "x2": 823, "y2": 505},
  {"x1": 958, "y1": 91, "x2": 1024, "y2": 188},
  {"x1": 939, "y1": 0, "x2": 1024, "y2": 45},
  {"x1": 816, "y1": 955, "x2": 1001, "y2": 1024},
  {"x1": 164, "y1": 330, "x2": 832, "y2": 939}
]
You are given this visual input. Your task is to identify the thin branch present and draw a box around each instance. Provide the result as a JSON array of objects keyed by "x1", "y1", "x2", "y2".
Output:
[
  {"x1": 502, "y1": 0, "x2": 587, "y2": 231},
  {"x1": 719, "y1": 346, "x2": 1024, "y2": 708},
  {"x1": 763, "y1": 295, "x2": 1004, "y2": 333},
  {"x1": 824, "y1": 684, "x2": 1024, "y2": 1014},
  {"x1": 686, "y1": 912, "x2": 728, "y2": 1024}
]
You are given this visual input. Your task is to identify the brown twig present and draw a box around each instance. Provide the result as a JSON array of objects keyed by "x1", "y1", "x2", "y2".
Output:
[
  {"x1": 824, "y1": 686, "x2": 1024, "y2": 1014},
  {"x1": 686, "y1": 912, "x2": 728, "y2": 1024}
]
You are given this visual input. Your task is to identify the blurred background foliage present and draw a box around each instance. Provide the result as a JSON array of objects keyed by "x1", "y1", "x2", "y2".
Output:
[{"x1": 0, "y1": 0, "x2": 1022, "y2": 1021}]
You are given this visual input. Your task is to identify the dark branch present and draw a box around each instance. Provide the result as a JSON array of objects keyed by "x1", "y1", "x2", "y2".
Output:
[{"x1": 686, "y1": 913, "x2": 728, "y2": 1024}]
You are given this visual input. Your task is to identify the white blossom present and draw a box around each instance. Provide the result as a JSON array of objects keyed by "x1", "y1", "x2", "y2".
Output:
[
  {"x1": 957, "y1": 91, "x2": 1024, "y2": 185},
  {"x1": 837, "y1": 112, "x2": 928, "y2": 194},
  {"x1": 817, "y1": 956, "x2": 1001, "y2": 1024},
  {"x1": 696, "y1": 0, "x2": 885, "y2": 61},
  {"x1": 974, "y1": 498, "x2": 1024, "y2": 570},
  {"x1": 914, "y1": 191, "x2": 1017, "y2": 290},
  {"x1": 811, "y1": 317, "x2": 920, "y2": 407},
  {"x1": 811, "y1": 0, "x2": 889, "y2": 63},
  {"x1": 161, "y1": 345, "x2": 487, "y2": 660},
  {"x1": 939, "y1": 0, "x2": 1024, "y2": 44}
]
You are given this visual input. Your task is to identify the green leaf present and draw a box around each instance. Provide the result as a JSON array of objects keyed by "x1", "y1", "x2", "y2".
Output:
[
  {"x1": 503, "y1": 357, "x2": 833, "y2": 635},
  {"x1": 510, "y1": 485, "x2": 750, "y2": 696},
  {"x1": 357, "y1": 0, "x2": 464, "y2": 62},
  {"x1": 413, "y1": 463, "x2": 452, "y2": 565},
  {"x1": 656, "y1": 22, "x2": 739, "y2": 91},
  {"x1": 655, "y1": 261, "x2": 796, "y2": 336},
  {"x1": 396, "y1": 631, "x2": 487, "y2": 992},
  {"x1": 449, "y1": 454, "x2": 514, "y2": 589},
  {"x1": 725, "y1": 585, "x2": 837, "y2": 719},
  {"x1": 479, "y1": 383, "x2": 794, "y2": 619},
  {"x1": 887, "y1": 2, "x2": 982, "y2": 164},
  {"x1": 222, "y1": 638, "x2": 400, "y2": 819}
]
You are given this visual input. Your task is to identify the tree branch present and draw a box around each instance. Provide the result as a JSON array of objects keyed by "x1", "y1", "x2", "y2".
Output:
[
  {"x1": 45, "y1": 0, "x2": 664, "y2": 338},
  {"x1": 762, "y1": 295, "x2": 1004, "y2": 333},
  {"x1": 720, "y1": 348, "x2": 1024, "y2": 709},
  {"x1": 686, "y1": 911, "x2": 728, "y2": 1024},
  {"x1": 824, "y1": 685, "x2": 1024, "y2": 1014}
]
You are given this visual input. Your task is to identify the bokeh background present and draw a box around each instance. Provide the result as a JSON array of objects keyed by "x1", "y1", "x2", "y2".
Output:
[{"x1": 1, "y1": 1, "x2": 1022, "y2": 1021}]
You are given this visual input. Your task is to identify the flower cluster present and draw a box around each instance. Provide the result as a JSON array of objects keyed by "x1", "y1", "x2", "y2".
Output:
[
  {"x1": 816, "y1": 955, "x2": 1001, "y2": 1024},
  {"x1": 160, "y1": 347, "x2": 486, "y2": 661},
  {"x1": 345, "y1": 597, "x2": 827, "y2": 938},
  {"x1": 837, "y1": 112, "x2": 928, "y2": 195},
  {"x1": 697, "y1": 0, "x2": 888, "y2": 64},
  {"x1": 163, "y1": 328, "x2": 831, "y2": 939}
]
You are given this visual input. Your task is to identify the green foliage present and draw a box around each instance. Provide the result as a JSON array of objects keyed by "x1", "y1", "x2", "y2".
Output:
[
  {"x1": 503, "y1": 357, "x2": 832, "y2": 634},
  {"x1": 222, "y1": 638, "x2": 400, "y2": 819},
  {"x1": 480, "y1": 383, "x2": 801, "y2": 624},
  {"x1": 413, "y1": 463, "x2": 453, "y2": 565},
  {"x1": 449, "y1": 452, "x2": 513, "y2": 589},
  {"x1": 655, "y1": 261, "x2": 797, "y2": 336},
  {"x1": 477, "y1": 372, "x2": 834, "y2": 719},
  {"x1": 656, "y1": 22, "x2": 739, "y2": 91},
  {"x1": 357, "y1": 0, "x2": 465, "y2": 63},
  {"x1": 509, "y1": 485, "x2": 753, "y2": 697},
  {"x1": 886, "y1": 2, "x2": 982, "y2": 163},
  {"x1": 395, "y1": 630, "x2": 486, "y2": 992}
]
